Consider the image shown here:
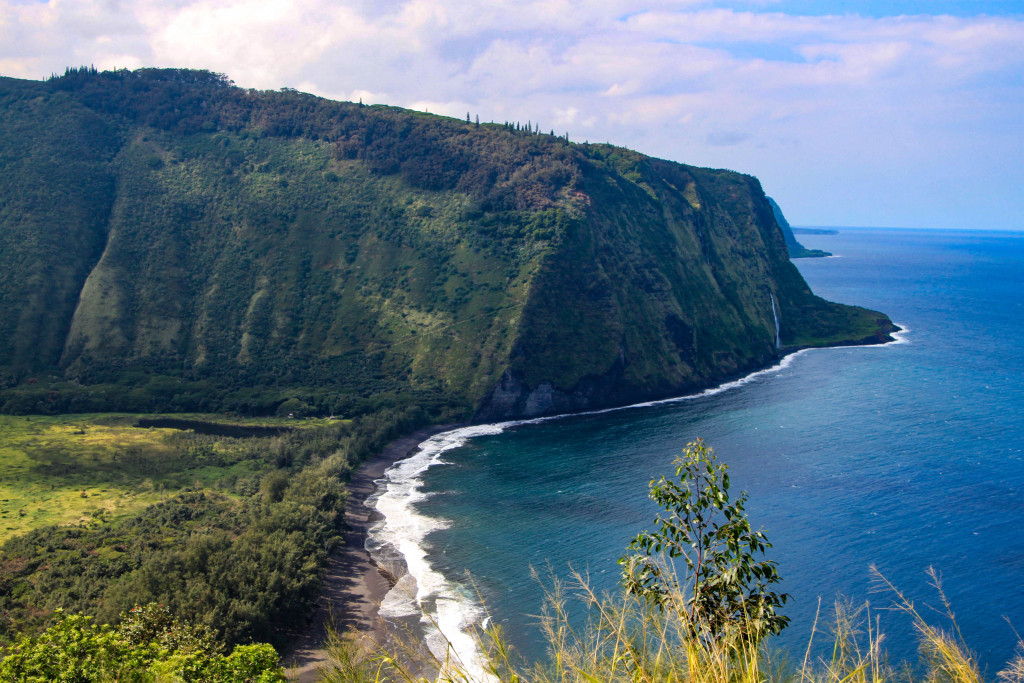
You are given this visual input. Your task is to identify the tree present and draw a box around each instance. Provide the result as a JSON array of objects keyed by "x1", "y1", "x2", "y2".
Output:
[
  {"x1": 619, "y1": 439, "x2": 789, "y2": 642},
  {"x1": 276, "y1": 396, "x2": 312, "y2": 417}
]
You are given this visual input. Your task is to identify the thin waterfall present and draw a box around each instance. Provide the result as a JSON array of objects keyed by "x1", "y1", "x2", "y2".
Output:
[{"x1": 769, "y1": 293, "x2": 781, "y2": 350}]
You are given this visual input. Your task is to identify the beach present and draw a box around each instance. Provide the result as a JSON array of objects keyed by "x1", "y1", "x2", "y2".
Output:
[
  {"x1": 282, "y1": 321, "x2": 910, "y2": 682},
  {"x1": 284, "y1": 424, "x2": 456, "y2": 682}
]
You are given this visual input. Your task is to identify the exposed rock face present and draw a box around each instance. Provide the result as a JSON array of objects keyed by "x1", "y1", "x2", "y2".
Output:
[{"x1": 478, "y1": 356, "x2": 630, "y2": 420}]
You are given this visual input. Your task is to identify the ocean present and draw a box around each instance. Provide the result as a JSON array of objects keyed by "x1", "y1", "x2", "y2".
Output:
[{"x1": 366, "y1": 227, "x2": 1024, "y2": 677}]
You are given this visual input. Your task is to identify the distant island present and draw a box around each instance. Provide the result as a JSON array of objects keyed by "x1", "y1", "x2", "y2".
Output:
[{"x1": 792, "y1": 227, "x2": 840, "y2": 235}]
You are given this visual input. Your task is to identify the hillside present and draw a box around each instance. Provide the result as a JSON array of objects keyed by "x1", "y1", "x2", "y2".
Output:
[
  {"x1": 0, "y1": 67, "x2": 895, "y2": 420},
  {"x1": 767, "y1": 196, "x2": 831, "y2": 258}
]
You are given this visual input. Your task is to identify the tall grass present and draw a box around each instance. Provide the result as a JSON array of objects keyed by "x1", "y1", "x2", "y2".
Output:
[{"x1": 317, "y1": 562, "x2": 1018, "y2": 683}]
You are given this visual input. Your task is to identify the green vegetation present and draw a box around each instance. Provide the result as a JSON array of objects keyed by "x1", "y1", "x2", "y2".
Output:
[
  {"x1": 620, "y1": 440, "x2": 788, "y2": 641},
  {"x1": 0, "y1": 603, "x2": 285, "y2": 681},
  {"x1": 0, "y1": 67, "x2": 894, "y2": 421},
  {"x1": 0, "y1": 407, "x2": 427, "y2": 649},
  {"x1": 320, "y1": 447, "x2": 1012, "y2": 683}
]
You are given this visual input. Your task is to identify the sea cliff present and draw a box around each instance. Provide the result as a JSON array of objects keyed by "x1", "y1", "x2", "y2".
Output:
[{"x1": 0, "y1": 68, "x2": 895, "y2": 420}]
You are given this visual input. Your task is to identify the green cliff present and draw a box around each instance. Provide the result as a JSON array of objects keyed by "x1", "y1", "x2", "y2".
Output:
[
  {"x1": 0, "y1": 68, "x2": 895, "y2": 419},
  {"x1": 767, "y1": 196, "x2": 831, "y2": 258}
]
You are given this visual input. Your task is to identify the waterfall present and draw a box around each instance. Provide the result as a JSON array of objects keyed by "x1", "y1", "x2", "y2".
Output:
[{"x1": 770, "y1": 293, "x2": 781, "y2": 351}]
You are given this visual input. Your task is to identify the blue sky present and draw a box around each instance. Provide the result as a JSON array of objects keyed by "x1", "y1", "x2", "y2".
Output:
[
  {"x1": 1, "y1": 0, "x2": 1022, "y2": 230},
  {"x1": 720, "y1": 1, "x2": 1024, "y2": 18}
]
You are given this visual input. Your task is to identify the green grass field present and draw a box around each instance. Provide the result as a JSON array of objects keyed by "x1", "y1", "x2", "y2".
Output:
[{"x1": 0, "y1": 413, "x2": 342, "y2": 543}]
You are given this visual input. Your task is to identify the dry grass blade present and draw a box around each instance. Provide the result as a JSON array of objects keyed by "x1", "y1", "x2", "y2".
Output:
[
  {"x1": 316, "y1": 566, "x2": 1023, "y2": 683},
  {"x1": 871, "y1": 566, "x2": 981, "y2": 683}
]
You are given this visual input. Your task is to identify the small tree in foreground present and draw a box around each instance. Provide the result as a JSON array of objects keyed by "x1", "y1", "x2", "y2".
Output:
[
  {"x1": 320, "y1": 440, "x2": 1008, "y2": 683},
  {"x1": 620, "y1": 439, "x2": 789, "y2": 642}
]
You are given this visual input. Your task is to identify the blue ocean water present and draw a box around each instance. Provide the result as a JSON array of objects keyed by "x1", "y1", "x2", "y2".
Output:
[{"x1": 372, "y1": 228, "x2": 1024, "y2": 675}]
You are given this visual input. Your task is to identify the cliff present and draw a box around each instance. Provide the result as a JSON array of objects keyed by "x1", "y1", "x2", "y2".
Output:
[
  {"x1": 767, "y1": 197, "x2": 831, "y2": 258},
  {"x1": 0, "y1": 68, "x2": 896, "y2": 419}
]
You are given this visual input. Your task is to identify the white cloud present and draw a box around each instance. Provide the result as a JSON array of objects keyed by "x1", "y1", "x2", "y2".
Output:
[{"x1": 0, "y1": 1, "x2": 1022, "y2": 228}]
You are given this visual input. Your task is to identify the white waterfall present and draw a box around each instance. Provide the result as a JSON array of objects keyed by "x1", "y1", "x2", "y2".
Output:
[{"x1": 769, "y1": 293, "x2": 781, "y2": 350}]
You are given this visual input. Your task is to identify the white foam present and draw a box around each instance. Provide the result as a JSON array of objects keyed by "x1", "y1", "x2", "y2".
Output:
[
  {"x1": 887, "y1": 324, "x2": 910, "y2": 345},
  {"x1": 367, "y1": 328, "x2": 910, "y2": 679},
  {"x1": 369, "y1": 425, "x2": 510, "y2": 681}
]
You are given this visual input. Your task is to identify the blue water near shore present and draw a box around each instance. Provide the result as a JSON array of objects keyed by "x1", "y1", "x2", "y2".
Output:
[{"x1": 382, "y1": 228, "x2": 1024, "y2": 674}]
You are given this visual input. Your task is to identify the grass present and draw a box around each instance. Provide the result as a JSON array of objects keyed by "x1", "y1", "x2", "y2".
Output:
[
  {"x1": 317, "y1": 566, "x2": 1015, "y2": 683},
  {"x1": 0, "y1": 412, "x2": 342, "y2": 543}
]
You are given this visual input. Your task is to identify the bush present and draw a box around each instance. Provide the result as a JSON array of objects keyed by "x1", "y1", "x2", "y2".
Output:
[
  {"x1": 620, "y1": 438, "x2": 789, "y2": 642},
  {"x1": 0, "y1": 604, "x2": 286, "y2": 682}
]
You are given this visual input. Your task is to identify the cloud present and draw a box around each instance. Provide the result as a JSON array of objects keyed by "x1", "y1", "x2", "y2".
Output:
[
  {"x1": 0, "y1": 1, "x2": 1022, "y2": 228},
  {"x1": 706, "y1": 130, "x2": 751, "y2": 146}
]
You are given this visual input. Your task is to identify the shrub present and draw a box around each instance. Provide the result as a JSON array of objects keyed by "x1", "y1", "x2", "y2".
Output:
[
  {"x1": 0, "y1": 604, "x2": 286, "y2": 682},
  {"x1": 620, "y1": 439, "x2": 789, "y2": 642}
]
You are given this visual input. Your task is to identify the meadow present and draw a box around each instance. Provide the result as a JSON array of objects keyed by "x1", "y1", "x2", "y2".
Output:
[
  {"x1": 0, "y1": 407, "x2": 425, "y2": 647},
  {"x1": 0, "y1": 413, "x2": 339, "y2": 543}
]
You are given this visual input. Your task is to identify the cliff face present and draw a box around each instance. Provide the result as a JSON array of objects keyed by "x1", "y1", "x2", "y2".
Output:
[
  {"x1": 0, "y1": 69, "x2": 896, "y2": 419},
  {"x1": 475, "y1": 158, "x2": 892, "y2": 419},
  {"x1": 768, "y1": 196, "x2": 831, "y2": 258}
]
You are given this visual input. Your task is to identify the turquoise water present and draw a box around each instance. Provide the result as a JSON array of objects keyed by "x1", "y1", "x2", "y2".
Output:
[{"x1": 372, "y1": 228, "x2": 1024, "y2": 675}]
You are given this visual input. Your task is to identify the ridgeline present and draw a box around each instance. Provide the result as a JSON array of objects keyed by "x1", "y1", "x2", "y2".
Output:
[{"x1": 0, "y1": 67, "x2": 895, "y2": 421}]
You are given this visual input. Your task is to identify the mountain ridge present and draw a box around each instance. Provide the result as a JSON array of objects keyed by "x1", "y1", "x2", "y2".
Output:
[{"x1": 0, "y1": 67, "x2": 897, "y2": 420}]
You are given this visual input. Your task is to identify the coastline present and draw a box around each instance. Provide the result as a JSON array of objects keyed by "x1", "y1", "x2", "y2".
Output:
[
  {"x1": 283, "y1": 325, "x2": 909, "y2": 681},
  {"x1": 284, "y1": 424, "x2": 457, "y2": 683}
]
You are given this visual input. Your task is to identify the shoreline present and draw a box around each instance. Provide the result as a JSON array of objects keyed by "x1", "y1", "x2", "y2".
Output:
[
  {"x1": 283, "y1": 424, "x2": 457, "y2": 683},
  {"x1": 284, "y1": 326, "x2": 908, "y2": 680}
]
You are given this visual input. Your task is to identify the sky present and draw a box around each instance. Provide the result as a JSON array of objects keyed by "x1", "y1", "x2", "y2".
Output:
[{"x1": 1, "y1": 1, "x2": 1022, "y2": 230}]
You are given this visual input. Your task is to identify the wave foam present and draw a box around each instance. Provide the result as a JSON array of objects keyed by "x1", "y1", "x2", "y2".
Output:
[
  {"x1": 367, "y1": 332, "x2": 910, "y2": 678},
  {"x1": 368, "y1": 425, "x2": 509, "y2": 681}
]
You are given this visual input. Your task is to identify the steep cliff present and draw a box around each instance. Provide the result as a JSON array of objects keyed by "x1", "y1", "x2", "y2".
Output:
[
  {"x1": 768, "y1": 196, "x2": 831, "y2": 258},
  {"x1": 0, "y1": 68, "x2": 895, "y2": 419}
]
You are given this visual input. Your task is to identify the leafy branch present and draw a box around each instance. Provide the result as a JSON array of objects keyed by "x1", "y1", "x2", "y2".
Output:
[{"x1": 619, "y1": 439, "x2": 789, "y2": 643}]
